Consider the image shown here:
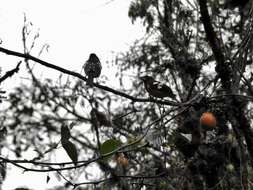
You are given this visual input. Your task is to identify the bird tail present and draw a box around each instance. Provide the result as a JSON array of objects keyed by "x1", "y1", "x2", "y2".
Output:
[{"x1": 87, "y1": 76, "x2": 93, "y2": 86}]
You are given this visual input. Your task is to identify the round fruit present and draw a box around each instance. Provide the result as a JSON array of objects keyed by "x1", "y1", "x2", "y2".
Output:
[{"x1": 200, "y1": 112, "x2": 217, "y2": 130}]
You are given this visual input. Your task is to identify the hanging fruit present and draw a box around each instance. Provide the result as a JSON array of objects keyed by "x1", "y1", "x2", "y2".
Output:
[{"x1": 200, "y1": 112, "x2": 217, "y2": 130}]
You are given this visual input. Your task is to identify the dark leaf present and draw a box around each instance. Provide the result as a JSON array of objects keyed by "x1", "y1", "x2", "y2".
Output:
[
  {"x1": 61, "y1": 140, "x2": 78, "y2": 165},
  {"x1": 61, "y1": 124, "x2": 70, "y2": 142}
]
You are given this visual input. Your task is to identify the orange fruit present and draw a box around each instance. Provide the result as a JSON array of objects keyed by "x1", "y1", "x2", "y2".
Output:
[{"x1": 200, "y1": 112, "x2": 217, "y2": 130}]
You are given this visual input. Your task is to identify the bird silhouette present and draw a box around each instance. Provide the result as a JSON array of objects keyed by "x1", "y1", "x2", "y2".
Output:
[
  {"x1": 83, "y1": 53, "x2": 102, "y2": 86},
  {"x1": 140, "y1": 76, "x2": 176, "y2": 99}
]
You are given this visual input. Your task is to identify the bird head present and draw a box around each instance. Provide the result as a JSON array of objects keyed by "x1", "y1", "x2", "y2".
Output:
[
  {"x1": 140, "y1": 76, "x2": 155, "y2": 83},
  {"x1": 89, "y1": 53, "x2": 100, "y2": 62}
]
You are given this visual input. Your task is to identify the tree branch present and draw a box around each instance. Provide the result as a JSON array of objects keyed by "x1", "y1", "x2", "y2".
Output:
[
  {"x1": 0, "y1": 61, "x2": 21, "y2": 84},
  {"x1": 198, "y1": 0, "x2": 225, "y2": 66},
  {"x1": 198, "y1": 0, "x2": 231, "y2": 90},
  {"x1": 0, "y1": 46, "x2": 180, "y2": 106}
]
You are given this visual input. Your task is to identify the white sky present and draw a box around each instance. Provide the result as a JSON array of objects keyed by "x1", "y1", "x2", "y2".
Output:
[{"x1": 0, "y1": 0, "x2": 144, "y2": 189}]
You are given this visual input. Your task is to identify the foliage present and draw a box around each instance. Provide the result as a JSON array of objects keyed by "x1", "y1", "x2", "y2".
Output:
[{"x1": 1, "y1": 0, "x2": 253, "y2": 190}]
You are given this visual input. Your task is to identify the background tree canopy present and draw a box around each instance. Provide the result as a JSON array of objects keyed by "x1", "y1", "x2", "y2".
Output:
[{"x1": 1, "y1": 0, "x2": 253, "y2": 189}]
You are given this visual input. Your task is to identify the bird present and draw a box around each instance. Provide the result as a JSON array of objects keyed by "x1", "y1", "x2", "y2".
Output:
[
  {"x1": 83, "y1": 53, "x2": 102, "y2": 86},
  {"x1": 140, "y1": 76, "x2": 176, "y2": 99}
]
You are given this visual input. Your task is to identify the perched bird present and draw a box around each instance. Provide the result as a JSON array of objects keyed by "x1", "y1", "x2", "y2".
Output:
[
  {"x1": 140, "y1": 76, "x2": 176, "y2": 99},
  {"x1": 83, "y1": 53, "x2": 102, "y2": 86}
]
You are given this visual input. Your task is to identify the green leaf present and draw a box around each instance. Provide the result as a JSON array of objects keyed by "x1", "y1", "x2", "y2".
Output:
[
  {"x1": 99, "y1": 139, "x2": 121, "y2": 161},
  {"x1": 62, "y1": 140, "x2": 78, "y2": 165},
  {"x1": 61, "y1": 124, "x2": 70, "y2": 142}
]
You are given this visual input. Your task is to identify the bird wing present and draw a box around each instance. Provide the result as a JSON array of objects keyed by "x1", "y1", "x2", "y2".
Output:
[
  {"x1": 152, "y1": 81, "x2": 164, "y2": 89},
  {"x1": 153, "y1": 81, "x2": 171, "y2": 92},
  {"x1": 153, "y1": 81, "x2": 176, "y2": 98}
]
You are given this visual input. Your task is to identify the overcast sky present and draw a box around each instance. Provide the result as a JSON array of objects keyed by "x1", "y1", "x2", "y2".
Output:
[{"x1": 0, "y1": 0, "x2": 144, "y2": 189}]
